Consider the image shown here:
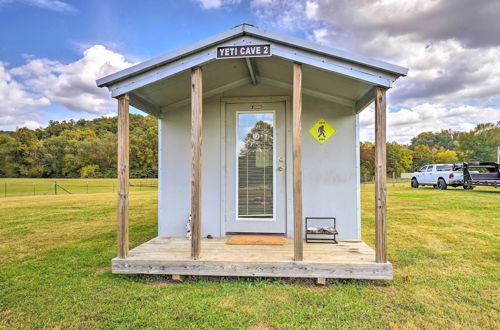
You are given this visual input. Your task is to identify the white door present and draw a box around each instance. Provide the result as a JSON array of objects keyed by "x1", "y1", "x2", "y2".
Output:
[
  {"x1": 225, "y1": 101, "x2": 287, "y2": 234},
  {"x1": 423, "y1": 165, "x2": 434, "y2": 184}
]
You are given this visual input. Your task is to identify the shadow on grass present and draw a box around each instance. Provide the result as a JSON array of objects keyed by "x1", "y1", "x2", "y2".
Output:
[
  {"x1": 116, "y1": 273, "x2": 389, "y2": 287},
  {"x1": 439, "y1": 188, "x2": 499, "y2": 194},
  {"x1": 409, "y1": 186, "x2": 499, "y2": 194}
]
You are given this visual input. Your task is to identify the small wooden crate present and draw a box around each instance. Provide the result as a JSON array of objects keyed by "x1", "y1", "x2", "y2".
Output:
[{"x1": 305, "y1": 217, "x2": 338, "y2": 244}]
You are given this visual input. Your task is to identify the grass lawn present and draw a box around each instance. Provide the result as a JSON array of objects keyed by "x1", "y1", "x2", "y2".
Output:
[{"x1": 0, "y1": 182, "x2": 498, "y2": 328}]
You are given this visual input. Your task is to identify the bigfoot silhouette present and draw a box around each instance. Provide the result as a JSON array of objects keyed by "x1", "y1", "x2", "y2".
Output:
[{"x1": 317, "y1": 125, "x2": 326, "y2": 138}]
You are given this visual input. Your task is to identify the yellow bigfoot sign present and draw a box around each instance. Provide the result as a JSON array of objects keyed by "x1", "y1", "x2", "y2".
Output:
[{"x1": 309, "y1": 118, "x2": 336, "y2": 144}]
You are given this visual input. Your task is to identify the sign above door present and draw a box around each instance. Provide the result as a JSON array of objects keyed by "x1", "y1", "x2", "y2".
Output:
[{"x1": 216, "y1": 44, "x2": 271, "y2": 59}]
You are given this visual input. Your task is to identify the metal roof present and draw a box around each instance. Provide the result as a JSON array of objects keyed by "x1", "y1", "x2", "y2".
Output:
[
  {"x1": 96, "y1": 24, "x2": 408, "y2": 117},
  {"x1": 97, "y1": 24, "x2": 407, "y2": 89}
]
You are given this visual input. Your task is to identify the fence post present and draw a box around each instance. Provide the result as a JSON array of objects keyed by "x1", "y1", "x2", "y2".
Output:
[
  {"x1": 140, "y1": 180, "x2": 142, "y2": 191},
  {"x1": 392, "y1": 172, "x2": 395, "y2": 186},
  {"x1": 4, "y1": 183, "x2": 6, "y2": 198},
  {"x1": 55, "y1": 181, "x2": 57, "y2": 195},
  {"x1": 87, "y1": 182, "x2": 89, "y2": 194},
  {"x1": 33, "y1": 182, "x2": 36, "y2": 196}
]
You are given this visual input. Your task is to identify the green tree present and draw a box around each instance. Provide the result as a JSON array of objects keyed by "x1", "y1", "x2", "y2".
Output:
[
  {"x1": 457, "y1": 122, "x2": 500, "y2": 161},
  {"x1": 435, "y1": 150, "x2": 459, "y2": 164},
  {"x1": 2, "y1": 128, "x2": 43, "y2": 177},
  {"x1": 410, "y1": 129, "x2": 458, "y2": 150},
  {"x1": 412, "y1": 145, "x2": 434, "y2": 170},
  {"x1": 386, "y1": 142, "x2": 413, "y2": 176},
  {"x1": 0, "y1": 133, "x2": 17, "y2": 177},
  {"x1": 80, "y1": 165, "x2": 100, "y2": 178},
  {"x1": 360, "y1": 142, "x2": 375, "y2": 179}
]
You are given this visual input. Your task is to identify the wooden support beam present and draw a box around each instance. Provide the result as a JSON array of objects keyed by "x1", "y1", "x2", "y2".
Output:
[
  {"x1": 292, "y1": 63, "x2": 304, "y2": 262},
  {"x1": 316, "y1": 277, "x2": 326, "y2": 286},
  {"x1": 117, "y1": 94, "x2": 129, "y2": 259},
  {"x1": 129, "y1": 92, "x2": 161, "y2": 117},
  {"x1": 161, "y1": 77, "x2": 250, "y2": 113},
  {"x1": 191, "y1": 66, "x2": 203, "y2": 260},
  {"x1": 374, "y1": 86, "x2": 387, "y2": 263},
  {"x1": 245, "y1": 58, "x2": 258, "y2": 85},
  {"x1": 257, "y1": 75, "x2": 355, "y2": 108},
  {"x1": 354, "y1": 86, "x2": 375, "y2": 114}
]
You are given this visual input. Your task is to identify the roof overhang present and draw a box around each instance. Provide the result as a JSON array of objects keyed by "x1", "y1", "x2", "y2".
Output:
[{"x1": 96, "y1": 24, "x2": 408, "y2": 116}]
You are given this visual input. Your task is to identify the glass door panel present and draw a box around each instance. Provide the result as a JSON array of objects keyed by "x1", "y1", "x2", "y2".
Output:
[{"x1": 237, "y1": 112, "x2": 274, "y2": 219}]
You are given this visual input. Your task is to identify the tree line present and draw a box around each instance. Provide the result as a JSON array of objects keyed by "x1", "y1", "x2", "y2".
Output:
[
  {"x1": 361, "y1": 122, "x2": 500, "y2": 178},
  {"x1": 0, "y1": 116, "x2": 498, "y2": 179},
  {"x1": 0, "y1": 115, "x2": 157, "y2": 178}
]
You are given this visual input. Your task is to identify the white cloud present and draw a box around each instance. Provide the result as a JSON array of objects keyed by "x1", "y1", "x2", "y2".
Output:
[
  {"x1": 360, "y1": 104, "x2": 500, "y2": 144},
  {"x1": 19, "y1": 120, "x2": 43, "y2": 130},
  {"x1": 0, "y1": 0, "x2": 77, "y2": 14},
  {"x1": 0, "y1": 62, "x2": 49, "y2": 131},
  {"x1": 251, "y1": 0, "x2": 323, "y2": 32},
  {"x1": 0, "y1": 45, "x2": 133, "y2": 130},
  {"x1": 250, "y1": 0, "x2": 500, "y2": 142},
  {"x1": 196, "y1": 0, "x2": 241, "y2": 10},
  {"x1": 11, "y1": 45, "x2": 134, "y2": 115},
  {"x1": 102, "y1": 112, "x2": 117, "y2": 118},
  {"x1": 305, "y1": 1, "x2": 318, "y2": 20},
  {"x1": 251, "y1": 0, "x2": 273, "y2": 5}
]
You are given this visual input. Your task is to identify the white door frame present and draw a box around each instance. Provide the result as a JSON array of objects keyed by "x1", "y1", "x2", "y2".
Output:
[{"x1": 219, "y1": 96, "x2": 292, "y2": 236}]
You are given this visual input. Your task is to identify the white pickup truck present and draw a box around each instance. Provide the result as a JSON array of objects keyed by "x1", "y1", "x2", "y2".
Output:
[{"x1": 411, "y1": 164, "x2": 469, "y2": 190}]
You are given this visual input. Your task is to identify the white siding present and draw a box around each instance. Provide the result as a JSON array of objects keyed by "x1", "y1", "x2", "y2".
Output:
[{"x1": 158, "y1": 83, "x2": 360, "y2": 239}]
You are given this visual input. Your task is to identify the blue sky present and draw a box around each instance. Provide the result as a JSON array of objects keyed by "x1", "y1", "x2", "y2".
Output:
[
  {"x1": 1, "y1": 0, "x2": 499, "y2": 142},
  {"x1": 0, "y1": 1, "x2": 273, "y2": 67}
]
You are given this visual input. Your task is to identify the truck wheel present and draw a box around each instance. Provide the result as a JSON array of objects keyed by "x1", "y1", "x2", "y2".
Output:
[
  {"x1": 437, "y1": 178, "x2": 448, "y2": 190},
  {"x1": 411, "y1": 178, "x2": 419, "y2": 188},
  {"x1": 463, "y1": 185, "x2": 474, "y2": 190}
]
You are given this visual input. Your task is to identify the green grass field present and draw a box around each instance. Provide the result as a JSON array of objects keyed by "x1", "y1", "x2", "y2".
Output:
[{"x1": 0, "y1": 181, "x2": 498, "y2": 328}]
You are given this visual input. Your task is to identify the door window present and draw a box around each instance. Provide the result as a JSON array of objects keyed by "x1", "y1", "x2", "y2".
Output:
[{"x1": 236, "y1": 112, "x2": 274, "y2": 219}]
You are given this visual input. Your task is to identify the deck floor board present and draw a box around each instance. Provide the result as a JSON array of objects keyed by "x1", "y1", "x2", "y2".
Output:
[{"x1": 112, "y1": 237, "x2": 393, "y2": 280}]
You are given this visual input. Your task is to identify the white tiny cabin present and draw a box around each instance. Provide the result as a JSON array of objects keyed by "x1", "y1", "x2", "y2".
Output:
[{"x1": 97, "y1": 24, "x2": 407, "y2": 280}]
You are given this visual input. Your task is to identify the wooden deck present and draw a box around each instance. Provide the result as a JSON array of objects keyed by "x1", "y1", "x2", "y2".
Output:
[{"x1": 112, "y1": 237, "x2": 393, "y2": 280}]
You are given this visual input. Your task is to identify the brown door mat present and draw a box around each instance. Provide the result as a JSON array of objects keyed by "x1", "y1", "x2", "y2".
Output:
[{"x1": 226, "y1": 235, "x2": 285, "y2": 245}]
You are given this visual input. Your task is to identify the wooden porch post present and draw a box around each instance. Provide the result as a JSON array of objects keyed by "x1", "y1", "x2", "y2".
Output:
[
  {"x1": 191, "y1": 66, "x2": 203, "y2": 260},
  {"x1": 293, "y1": 62, "x2": 303, "y2": 261},
  {"x1": 117, "y1": 93, "x2": 129, "y2": 259},
  {"x1": 374, "y1": 86, "x2": 387, "y2": 263}
]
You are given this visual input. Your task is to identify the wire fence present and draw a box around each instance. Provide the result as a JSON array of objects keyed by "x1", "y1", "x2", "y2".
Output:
[
  {"x1": 361, "y1": 173, "x2": 411, "y2": 185},
  {"x1": 0, "y1": 179, "x2": 158, "y2": 198},
  {"x1": 1, "y1": 174, "x2": 413, "y2": 198}
]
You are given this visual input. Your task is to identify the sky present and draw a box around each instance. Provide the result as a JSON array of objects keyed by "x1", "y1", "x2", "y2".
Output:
[{"x1": 0, "y1": 0, "x2": 499, "y2": 143}]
